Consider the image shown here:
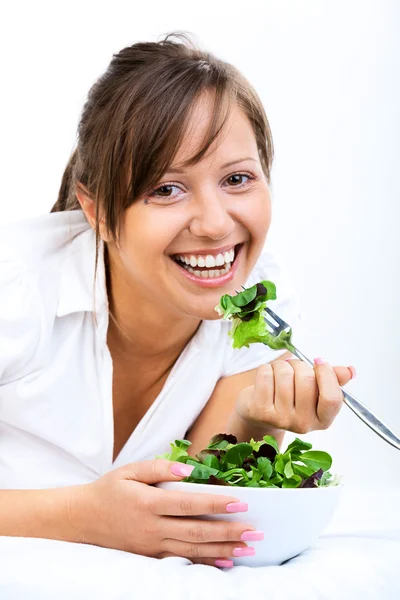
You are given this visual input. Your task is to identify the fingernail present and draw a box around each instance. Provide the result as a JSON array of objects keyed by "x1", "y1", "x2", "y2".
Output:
[
  {"x1": 349, "y1": 365, "x2": 357, "y2": 379},
  {"x1": 240, "y1": 530, "x2": 264, "y2": 541},
  {"x1": 314, "y1": 357, "x2": 327, "y2": 365},
  {"x1": 171, "y1": 463, "x2": 194, "y2": 477},
  {"x1": 226, "y1": 502, "x2": 248, "y2": 513},
  {"x1": 233, "y1": 546, "x2": 256, "y2": 557},
  {"x1": 215, "y1": 559, "x2": 234, "y2": 568}
]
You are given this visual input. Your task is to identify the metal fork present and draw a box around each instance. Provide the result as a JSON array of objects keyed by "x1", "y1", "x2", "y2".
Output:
[{"x1": 263, "y1": 303, "x2": 400, "y2": 451}]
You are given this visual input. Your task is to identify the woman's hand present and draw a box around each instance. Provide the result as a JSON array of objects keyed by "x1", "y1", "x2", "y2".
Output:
[
  {"x1": 69, "y1": 458, "x2": 260, "y2": 568},
  {"x1": 233, "y1": 357, "x2": 355, "y2": 435}
]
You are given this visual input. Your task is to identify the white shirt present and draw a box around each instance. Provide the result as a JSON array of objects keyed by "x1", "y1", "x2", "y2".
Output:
[{"x1": 0, "y1": 211, "x2": 301, "y2": 489}]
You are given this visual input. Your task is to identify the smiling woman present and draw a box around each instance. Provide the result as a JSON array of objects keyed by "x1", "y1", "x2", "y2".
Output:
[{"x1": 0, "y1": 32, "x2": 351, "y2": 569}]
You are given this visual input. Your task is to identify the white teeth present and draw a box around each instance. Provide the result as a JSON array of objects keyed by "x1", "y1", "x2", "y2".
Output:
[
  {"x1": 175, "y1": 246, "x2": 237, "y2": 269},
  {"x1": 175, "y1": 248, "x2": 235, "y2": 278},
  {"x1": 179, "y1": 261, "x2": 233, "y2": 278},
  {"x1": 205, "y1": 254, "x2": 216, "y2": 268},
  {"x1": 215, "y1": 253, "x2": 225, "y2": 267}
]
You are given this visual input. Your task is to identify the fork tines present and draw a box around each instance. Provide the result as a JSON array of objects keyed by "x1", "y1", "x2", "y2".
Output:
[
  {"x1": 263, "y1": 315, "x2": 276, "y2": 334},
  {"x1": 264, "y1": 306, "x2": 287, "y2": 328}
]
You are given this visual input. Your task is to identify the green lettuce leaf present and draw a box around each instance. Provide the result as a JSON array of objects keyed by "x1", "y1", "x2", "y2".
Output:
[{"x1": 215, "y1": 280, "x2": 295, "y2": 352}]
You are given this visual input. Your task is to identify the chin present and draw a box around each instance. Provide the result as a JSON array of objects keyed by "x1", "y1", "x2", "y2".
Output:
[
  {"x1": 190, "y1": 294, "x2": 232, "y2": 321},
  {"x1": 199, "y1": 307, "x2": 224, "y2": 321}
]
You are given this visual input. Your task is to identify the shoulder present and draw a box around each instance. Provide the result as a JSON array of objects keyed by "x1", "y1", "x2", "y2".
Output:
[
  {"x1": 0, "y1": 211, "x2": 92, "y2": 381},
  {"x1": 0, "y1": 210, "x2": 91, "y2": 316},
  {"x1": 0, "y1": 210, "x2": 90, "y2": 269}
]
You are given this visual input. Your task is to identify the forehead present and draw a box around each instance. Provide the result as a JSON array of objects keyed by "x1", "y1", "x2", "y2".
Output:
[{"x1": 172, "y1": 94, "x2": 258, "y2": 169}]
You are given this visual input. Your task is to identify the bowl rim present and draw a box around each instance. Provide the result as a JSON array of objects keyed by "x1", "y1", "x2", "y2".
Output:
[{"x1": 158, "y1": 481, "x2": 344, "y2": 492}]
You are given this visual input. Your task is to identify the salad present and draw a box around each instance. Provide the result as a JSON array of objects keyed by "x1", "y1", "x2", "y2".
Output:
[
  {"x1": 157, "y1": 434, "x2": 342, "y2": 488},
  {"x1": 215, "y1": 280, "x2": 295, "y2": 352}
]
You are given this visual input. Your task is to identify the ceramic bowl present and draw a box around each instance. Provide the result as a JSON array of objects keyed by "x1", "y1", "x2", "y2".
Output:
[{"x1": 156, "y1": 480, "x2": 343, "y2": 566}]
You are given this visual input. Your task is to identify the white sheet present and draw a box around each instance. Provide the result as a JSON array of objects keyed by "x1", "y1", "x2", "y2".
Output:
[{"x1": 0, "y1": 485, "x2": 399, "y2": 600}]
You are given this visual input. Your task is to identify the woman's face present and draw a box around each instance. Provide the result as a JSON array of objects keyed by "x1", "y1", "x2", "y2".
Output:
[{"x1": 109, "y1": 97, "x2": 272, "y2": 321}]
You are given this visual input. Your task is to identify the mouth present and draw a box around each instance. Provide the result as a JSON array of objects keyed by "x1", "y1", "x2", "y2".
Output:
[{"x1": 170, "y1": 243, "x2": 244, "y2": 288}]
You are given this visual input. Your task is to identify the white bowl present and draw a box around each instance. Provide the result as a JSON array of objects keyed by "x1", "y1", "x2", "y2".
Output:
[{"x1": 156, "y1": 481, "x2": 343, "y2": 567}]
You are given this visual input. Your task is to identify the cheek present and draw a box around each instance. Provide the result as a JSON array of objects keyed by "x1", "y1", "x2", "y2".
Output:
[
  {"x1": 118, "y1": 209, "x2": 183, "y2": 269},
  {"x1": 245, "y1": 188, "x2": 272, "y2": 241}
]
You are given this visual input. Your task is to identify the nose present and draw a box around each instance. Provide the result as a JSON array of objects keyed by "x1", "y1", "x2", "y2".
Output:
[{"x1": 189, "y1": 192, "x2": 235, "y2": 240}]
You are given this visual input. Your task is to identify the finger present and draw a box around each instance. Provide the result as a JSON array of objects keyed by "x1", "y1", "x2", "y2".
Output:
[
  {"x1": 270, "y1": 360, "x2": 295, "y2": 414},
  {"x1": 332, "y1": 365, "x2": 356, "y2": 387},
  {"x1": 253, "y1": 363, "x2": 275, "y2": 414},
  {"x1": 159, "y1": 516, "x2": 262, "y2": 545},
  {"x1": 290, "y1": 360, "x2": 319, "y2": 433},
  {"x1": 313, "y1": 358, "x2": 344, "y2": 428},
  {"x1": 158, "y1": 552, "x2": 234, "y2": 568},
  {"x1": 119, "y1": 458, "x2": 196, "y2": 485},
  {"x1": 287, "y1": 360, "x2": 355, "y2": 388},
  {"x1": 236, "y1": 365, "x2": 275, "y2": 423},
  {"x1": 147, "y1": 488, "x2": 246, "y2": 517},
  {"x1": 160, "y1": 538, "x2": 254, "y2": 560}
]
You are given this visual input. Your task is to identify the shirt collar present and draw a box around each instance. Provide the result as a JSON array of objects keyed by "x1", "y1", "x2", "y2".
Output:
[{"x1": 56, "y1": 213, "x2": 108, "y2": 319}]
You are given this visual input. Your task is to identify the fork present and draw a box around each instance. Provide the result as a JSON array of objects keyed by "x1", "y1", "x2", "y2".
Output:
[
  {"x1": 236, "y1": 287, "x2": 400, "y2": 451},
  {"x1": 263, "y1": 303, "x2": 400, "y2": 451}
]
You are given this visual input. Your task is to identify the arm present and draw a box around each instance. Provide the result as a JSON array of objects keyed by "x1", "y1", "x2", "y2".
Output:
[
  {"x1": 0, "y1": 487, "x2": 84, "y2": 542},
  {"x1": 185, "y1": 352, "x2": 292, "y2": 456}
]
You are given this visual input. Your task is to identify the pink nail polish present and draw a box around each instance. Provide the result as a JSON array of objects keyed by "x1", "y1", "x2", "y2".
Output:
[
  {"x1": 240, "y1": 530, "x2": 264, "y2": 541},
  {"x1": 233, "y1": 546, "x2": 256, "y2": 557},
  {"x1": 171, "y1": 463, "x2": 194, "y2": 477},
  {"x1": 226, "y1": 502, "x2": 248, "y2": 513},
  {"x1": 349, "y1": 366, "x2": 357, "y2": 379},
  {"x1": 215, "y1": 559, "x2": 234, "y2": 568},
  {"x1": 314, "y1": 357, "x2": 327, "y2": 365}
]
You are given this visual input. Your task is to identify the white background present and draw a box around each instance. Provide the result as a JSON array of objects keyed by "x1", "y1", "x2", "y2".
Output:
[{"x1": 0, "y1": 0, "x2": 399, "y2": 488}]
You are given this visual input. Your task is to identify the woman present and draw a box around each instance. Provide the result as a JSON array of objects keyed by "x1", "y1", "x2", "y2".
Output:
[{"x1": 0, "y1": 33, "x2": 355, "y2": 569}]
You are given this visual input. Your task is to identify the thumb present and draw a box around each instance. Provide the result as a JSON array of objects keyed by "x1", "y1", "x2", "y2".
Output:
[
  {"x1": 332, "y1": 365, "x2": 356, "y2": 387},
  {"x1": 119, "y1": 459, "x2": 195, "y2": 485}
]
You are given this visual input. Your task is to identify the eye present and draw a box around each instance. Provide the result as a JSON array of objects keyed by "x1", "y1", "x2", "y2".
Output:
[
  {"x1": 148, "y1": 183, "x2": 184, "y2": 200},
  {"x1": 224, "y1": 172, "x2": 256, "y2": 188},
  {"x1": 149, "y1": 184, "x2": 180, "y2": 198}
]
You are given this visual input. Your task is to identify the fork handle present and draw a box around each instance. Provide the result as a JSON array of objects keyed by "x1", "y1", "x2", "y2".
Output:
[{"x1": 289, "y1": 346, "x2": 400, "y2": 451}]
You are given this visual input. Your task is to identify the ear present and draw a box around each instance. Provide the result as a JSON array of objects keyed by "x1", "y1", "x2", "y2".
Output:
[{"x1": 75, "y1": 183, "x2": 112, "y2": 242}]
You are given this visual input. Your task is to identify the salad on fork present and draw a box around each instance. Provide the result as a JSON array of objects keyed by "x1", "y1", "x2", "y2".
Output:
[{"x1": 215, "y1": 281, "x2": 400, "y2": 451}]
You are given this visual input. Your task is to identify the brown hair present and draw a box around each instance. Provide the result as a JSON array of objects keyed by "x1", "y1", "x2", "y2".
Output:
[{"x1": 51, "y1": 31, "x2": 274, "y2": 282}]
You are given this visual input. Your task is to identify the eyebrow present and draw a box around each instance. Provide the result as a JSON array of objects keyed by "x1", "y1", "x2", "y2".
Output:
[{"x1": 166, "y1": 157, "x2": 258, "y2": 174}]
